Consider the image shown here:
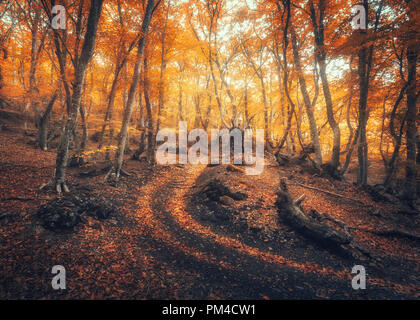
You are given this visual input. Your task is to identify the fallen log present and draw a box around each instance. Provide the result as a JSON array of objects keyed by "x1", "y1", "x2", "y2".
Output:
[
  {"x1": 276, "y1": 178, "x2": 418, "y2": 262},
  {"x1": 276, "y1": 178, "x2": 352, "y2": 249},
  {"x1": 276, "y1": 177, "x2": 375, "y2": 260}
]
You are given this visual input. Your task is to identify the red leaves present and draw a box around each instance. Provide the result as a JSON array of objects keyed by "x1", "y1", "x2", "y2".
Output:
[{"x1": 0, "y1": 131, "x2": 418, "y2": 299}]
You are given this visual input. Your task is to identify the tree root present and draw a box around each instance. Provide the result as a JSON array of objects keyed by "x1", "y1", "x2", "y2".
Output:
[
  {"x1": 40, "y1": 179, "x2": 70, "y2": 194},
  {"x1": 104, "y1": 166, "x2": 131, "y2": 182},
  {"x1": 104, "y1": 167, "x2": 116, "y2": 181},
  {"x1": 1, "y1": 196, "x2": 52, "y2": 201}
]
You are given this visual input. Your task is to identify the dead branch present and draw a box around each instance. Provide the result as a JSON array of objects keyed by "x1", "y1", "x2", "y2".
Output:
[
  {"x1": 367, "y1": 228, "x2": 420, "y2": 241},
  {"x1": 291, "y1": 181, "x2": 366, "y2": 205},
  {"x1": 226, "y1": 164, "x2": 245, "y2": 174}
]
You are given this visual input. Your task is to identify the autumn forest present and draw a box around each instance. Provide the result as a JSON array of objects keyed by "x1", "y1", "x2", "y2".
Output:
[{"x1": 0, "y1": 0, "x2": 419, "y2": 301}]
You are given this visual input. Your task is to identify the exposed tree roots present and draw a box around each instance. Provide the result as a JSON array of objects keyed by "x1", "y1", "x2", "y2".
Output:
[
  {"x1": 40, "y1": 179, "x2": 70, "y2": 194},
  {"x1": 104, "y1": 166, "x2": 131, "y2": 182}
]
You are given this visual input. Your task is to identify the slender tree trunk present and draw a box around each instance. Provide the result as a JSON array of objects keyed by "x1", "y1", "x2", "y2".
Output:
[
  {"x1": 357, "y1": 41, "x2": 369, "y2": 186},
  {"x1": 383, "y1": 83, "x2": 408, "y2": 186},
  {"x1": 274, "y1": 62, "x2": 292, "y2": 154},
  {"x1": 156, "y1": 2, "x2": 170, "y2": 134},
  {"x1": 202, "y1": 76, "x2": 212, "y2": 130},
  {"x1": 259, "y1": 75, "x2": 270, "y2": 144},
  {"x1": 317, "y1": 57, "x2": 341, "y2": 173},
  {"x1": 344, "y1": 92, "x2": 354, "y2": 159},
  {"x1": 341, "y1": 58, "x2": 355, "y2": 176},
  {"x1": 341, "y1": 125, "x2": 360, "y2": 176},
  {"x1": 403, "y1": 18, "x2": 418, "y2": 205},
  {"x1": 209, "y1": 56, "x2": 229, "y2": 128},
  {"x1": 273, "y1": 1, "x2": 295, "y2": 156},
  {"x1": 109, "y1": 0, "x2": 156, "y2": 179},
  {"x1": 98, "y1": 63, "x2": 123, "y2": 149},
  {"x1": 308, "y1": 0, "x2": 340, "y2": 173},
  {"x1": 355, "y1": 0, "x2": 383, "y2": 186},
  {"x1": 26, "y1": 10, "x2": 46, "y2": 131},
  {"x1": 178, "y1": 79, "x2": 184, "y2": 122},
  {"x1": 79, "y1": 103, "x2": 88, "y2": 152},
  {"x1": 194, "y1": 95, "x2": 202, "y2": 128},
  {"x1": 290, "y1": 28, "x2": 322, "y2": 166},
  {"x1": 135, "y1": 101, "x2": 146, "y2": 158},
  {"x1": 50, "y1": 0, "x2": 104, "y2": 193},
  {"x1": 38, "y1": 91, "x2": 58, "y2": 151},
  {"x1": 244, "y1": 84, "x2": 250, "y2": 128},
  {"x1": 143, "y1": 53, "x2": 155, "y2": 164}
]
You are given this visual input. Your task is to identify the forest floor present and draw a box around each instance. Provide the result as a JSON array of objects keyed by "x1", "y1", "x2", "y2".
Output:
[{"x1": 0, "y1": 117, "x2": 419, "y2": 299}]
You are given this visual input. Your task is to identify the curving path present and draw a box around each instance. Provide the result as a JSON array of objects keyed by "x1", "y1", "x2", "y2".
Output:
[{"x1": 129, "y1": 164, "x2": 414, "y2": 299}]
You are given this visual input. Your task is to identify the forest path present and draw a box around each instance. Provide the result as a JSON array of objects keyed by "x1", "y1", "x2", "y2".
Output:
[
  {"x1": 129, "y1": 163, "x2": 386, "y2": 299},
  {"x1": 0, "y1": 129, "x2": 418, "y2": 299}
]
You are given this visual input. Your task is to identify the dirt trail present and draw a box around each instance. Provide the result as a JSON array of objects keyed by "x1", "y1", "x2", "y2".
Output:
[
  {"x1": 128, "y1": 164, "x2": 416, "y2": 299},
  {"x1": 0, "y1": 130, "x2": 418, "y2": 299}
]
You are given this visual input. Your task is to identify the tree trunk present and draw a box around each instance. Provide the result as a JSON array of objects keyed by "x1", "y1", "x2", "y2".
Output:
[
  {"x1": 143, "y1": 54, "x2": 155, "y2": 165},
  {"x1": 403, "y1": 18, "x2": 418, "y2": 206},
  {"x1": 259, "y1": 74, "x2": 270, "y2": 145},
  {"x1": 383, "y1": 83, "x2": 408, "y2": 186},
  {"x1": 194, "y1": 94, "x2": 202, "y2": 128},
  {"x1": 79, "y1": 103, "x2": 88, "y2": 152},
  {"x1": 50, "y1": 0, "x2": 104, "y2": 193},
  {"x1": 318, "y1": 57, "x2": 340, "y2": 173},
  {"x1": 355, "y1": 0, "x2": 383, "y2": 186},
  {"x1": 156, "y1": 2, "x2": 170, "y2": 134},
  {"x1": 341, "y1": 57, "x2": 355, "y2": 175},
  {"x1": 357, "y1": 42, "x2": 369, "y2": 186},
  {"x1": 98, "y1": 63, "x2": 123, "y2": 149},
  {"x1": 38, "y1": 91, "x2": 58, "y2": 151},
  {"x1": 108, "y1": 0, "x2": 156, "y2": 180},
  {"x1": 290, "y1": 28, "x2": 322, "y2": 166},
  {"x1": 308, "y1": 0, "x2": 340, "y2": 174},
  {"x1": 178, "y1": 79, "x2": 184, "y2": 122},
  {"x1": 26, "y1": 10, "x2": 46, "y2": 132}
]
